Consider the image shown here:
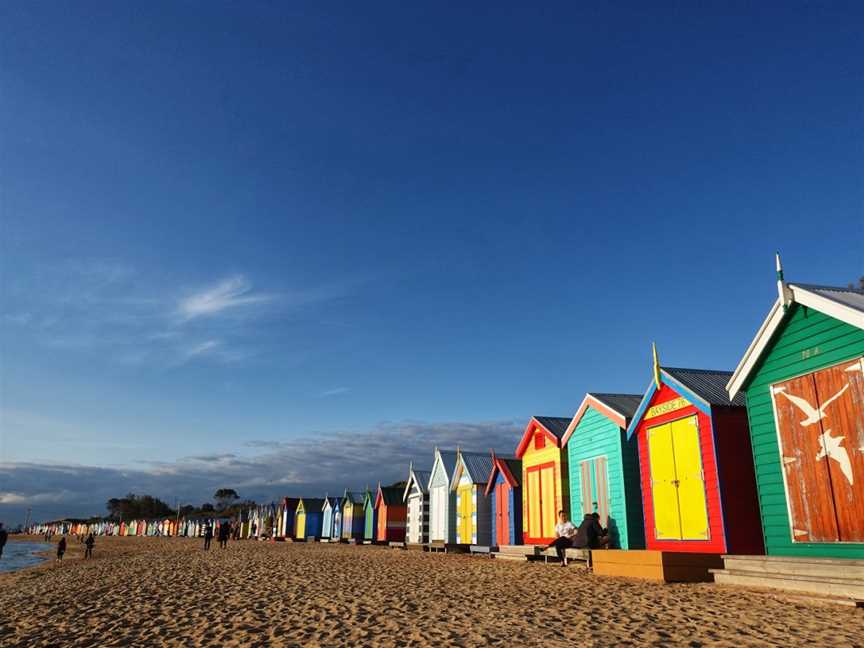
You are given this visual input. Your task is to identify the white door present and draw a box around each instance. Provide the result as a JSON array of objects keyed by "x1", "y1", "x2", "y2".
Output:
[
  {"x1": 408, "y1": 495, "x2": 421, "y2": 543},
  {"x1": 431, "y1": 486, "x2": 446, "y2": 541}
]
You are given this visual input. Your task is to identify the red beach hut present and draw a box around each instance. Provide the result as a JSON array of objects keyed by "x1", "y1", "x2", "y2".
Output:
[
  {"x1": 375, "y1": 484, "x2": 407, "y2": 543},
  {"x1": 626, "y1": 348, "x2": 763, "y2": 555}
]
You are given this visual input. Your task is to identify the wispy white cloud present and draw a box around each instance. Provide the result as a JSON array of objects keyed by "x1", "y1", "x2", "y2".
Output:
[
  {"x1": 319, "y1": 387, "x2": 350, "y2": 397},
  {"x1": 176, "y1": 275, "x2": 275, "y2": 321}
]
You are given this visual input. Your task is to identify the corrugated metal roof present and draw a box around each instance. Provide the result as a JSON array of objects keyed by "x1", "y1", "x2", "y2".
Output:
[
  {"x1": 378, "y1": 486, "x2": 403, "y2": 505},
  {"x1": 534, "y1": 416, "x2": 571, "y2": 439},
  {"x1": 589, "y1": 393, "x2": 643, "y2": 419},
  {"x1": 663, "y1": 367, "x2": 745, "y2": 407},
  {"x1": 412, "y1": 469, "x2": 431, "y2": 492},
  {"x1": 459, "y1": 451, "x2": 495, "y2": 484},
  {"x1": 301, "y1": 498, "x2": 325, "y2": 510},
  {"x1": 344, "y1": 491, "x2": 365, "y2": 504},
  {"x1": 499, "y1": 457, "x2": 521, "y2": 486},
  {"x1": 437, "y1": 450, "x2": 459, "y2": 477},
  {"x1": 793, "y1": 283, "x2": 864, "y2": 312}
]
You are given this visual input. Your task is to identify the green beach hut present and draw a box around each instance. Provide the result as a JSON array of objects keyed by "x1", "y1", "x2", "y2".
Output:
[
  {"x1": 726, "y1": 258, "x2": 864, "y2": 559},
  {"x1": 561, "y1": 393, "x2": 645, "y2": 550},
  {"x1": 363, "y1": 487, "x2": 378, "y2": 543}
]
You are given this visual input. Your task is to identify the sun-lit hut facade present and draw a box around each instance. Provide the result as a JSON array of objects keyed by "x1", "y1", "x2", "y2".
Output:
[{"x1": 403, "y1": 463, "x2": 431, "y2": 546}]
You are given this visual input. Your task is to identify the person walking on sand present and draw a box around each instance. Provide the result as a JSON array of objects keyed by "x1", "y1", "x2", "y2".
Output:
[
  {"x1": 545, "y1": 510, "x2": 578, "y2": 566},
  {"x1": 218, "y1": 521, "x2": 231, "y2": 549},
  {"x1": 0, "y1": 523, "x2": 8, "y2": 559},
  {"x1": 84, "y1": 533, "x2": 95, "y2": 559},
  {"x1": 57, "y1": 536, "x2": 67, "y2": 562},
  {"x1": 203, "y1": 523, "x2": 213, "y2": 551}
]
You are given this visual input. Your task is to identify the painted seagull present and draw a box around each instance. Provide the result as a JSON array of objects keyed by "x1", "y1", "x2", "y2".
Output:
[
  {"x1": 816, "y1": 428, "x2": 854, "y2": 486},
  {"x1": 774, "y1": 384, "x2": 849, "y2": 427}
]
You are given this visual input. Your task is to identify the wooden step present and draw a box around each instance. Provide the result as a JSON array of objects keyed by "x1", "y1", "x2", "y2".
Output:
[
  {"x1": 388, "y1": 542, "x2": 406, "y2": 549},
  {"x1": 492, "y1": 552, "x2": 530, "y2": 561},
  {"x1": 712, "y1": 568, "x2": 864, "y2": 601},
  {"x1": 593, "y1": 550, "x2": 723, "y2": 582},
  {"x1": 537, "y1": 547, "x2": 591, "y2": 563},
  {"x1": 469, "y1": 545, "x2": 495, "y2": 556},
  {"x1": 405, "y1": 542, "x2": 426, "y2": 551},
  {"x1": 497, "y1": 544, "x2": 541, "y2": 556},
  {"x1": 721, "y1": 555, "x2": 864, "y2": 580}
]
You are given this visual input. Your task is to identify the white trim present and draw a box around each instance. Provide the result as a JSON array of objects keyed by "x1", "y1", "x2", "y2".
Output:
[{"x1": 727, "y1": 284, "x2": 864, "y2": 399}]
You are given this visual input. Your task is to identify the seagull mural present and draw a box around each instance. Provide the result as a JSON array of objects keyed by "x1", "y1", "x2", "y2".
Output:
[
  {"x1": 773, "y1": 384, "x2": 850, "y2": 427},
  {"x1": 816, "y1": 429, "x2": 854, "y2": 486}
]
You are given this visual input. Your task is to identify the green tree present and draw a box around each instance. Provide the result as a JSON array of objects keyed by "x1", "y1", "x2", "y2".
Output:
[{"x1": 214, "y1": 488, "x2": 240, "y2": 511}]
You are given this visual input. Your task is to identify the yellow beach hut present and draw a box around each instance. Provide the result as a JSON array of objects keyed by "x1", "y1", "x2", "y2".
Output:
[{"x1": 515, "y1": 416, "x2": 571, "y2": 545}]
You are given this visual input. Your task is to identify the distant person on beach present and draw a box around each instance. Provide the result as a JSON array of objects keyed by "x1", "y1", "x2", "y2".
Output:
[
  {"x1": 203, "y1": 524, "x2": 213, "y2": 550},
  {"x1": 84, "y1": 533, "x2": 95, "y2": 559},
  {"x1": 572, "y1": 512, "x2": 609, "y2": 550},
  {"x1": 218, "y1": 522, "x2": 231, "y2": 549},
  {"x1": 545, "y1": 511, "x2": 578, "y2": 566},
  {"x1": 0, "y1": 523, "x2": 7, "y2": 558},
  {"x1": 57, "y1": 536, "x2": 67, "y2": 561}
]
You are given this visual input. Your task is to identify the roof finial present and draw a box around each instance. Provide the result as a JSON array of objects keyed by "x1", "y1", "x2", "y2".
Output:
[
  {"x1": 776, "y1": 251, "x2": 792, "y2": 311},
  {"x1": 652, "y1": 342, "x2": 661, "y2": 389}
]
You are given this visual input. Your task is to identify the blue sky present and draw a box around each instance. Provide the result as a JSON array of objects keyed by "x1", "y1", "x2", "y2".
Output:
[{"x1": 1, "y1": 2, "x2": 862, "y2": 523}]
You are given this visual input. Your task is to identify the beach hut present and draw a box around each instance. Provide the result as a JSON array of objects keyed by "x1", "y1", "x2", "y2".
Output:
[
  {"x1": 282, "y1": 497, "x2": 300, "y2": 538},
  {"x1": 321, "y1": 497, "x2": 341, "y2": 541},
  {"x1": 725, "y1": 265, "x2": 864, "y2": 558},
  {"x1": 485, "y1": 453, "x2": 522, "y2": 546},
  {"x1": 363, "y1": 488, "x2": 378, "y2": 543},
  {"x1": 341, "y1": 490, "x2": 366, "y2": 542},
  {"x1": 295, "y1": 498, "x2": 325, "y2": 541},
  {"x1": 626, "y1": 347, "x2": 763, "y2": 554},
  {"x1": 375, "y1": 485, "x2": 407, "y2": 543},
  {"x1": 403, "y1": 463, "x2": 431, "y2": 545},
  {"x1": 561, "y1": 393, "x2": 645, "y2": 550},
  {"x1": 515, "y1": 416, "x2": 572, "y2": 545},
  {"x1": 428, "y1": 449, "x2": 459, "y2": 544},
  {"x1": 450, "y1": 450, "x2": 496, "y2": 546}
]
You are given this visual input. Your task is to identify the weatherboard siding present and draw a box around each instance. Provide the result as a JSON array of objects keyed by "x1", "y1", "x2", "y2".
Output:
[
  {"x1": 567, "y1": 407, "x2": 644, "y2": 550},
  {"x1": 743, "y1": 304, "x2": 864, "y2": 559}
]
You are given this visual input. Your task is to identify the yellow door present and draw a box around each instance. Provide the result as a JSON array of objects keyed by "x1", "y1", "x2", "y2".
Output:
[
  {"x1": 671, "y1": 417, "x2": 709, "y2": 540},
  {"x1": 526, "y1": 469, "x2": 541, "y2": 540},
  {"x1": 648, "y1": 423, "x2": 683, "y2": 540},
  {"x1": 540, "y1": 465, "x2": 557, "y2": 540},
  {"x1": 296, "y1": 510, "x2": 306, "y2": 539},
  {"x1": 458, "y1": 485, "x2": 473, "y2": 543}
]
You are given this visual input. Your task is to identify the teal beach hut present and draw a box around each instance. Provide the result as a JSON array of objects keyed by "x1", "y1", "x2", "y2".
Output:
[{"x1": 561, "y1": 393, "x2": 645, "y2": 550}]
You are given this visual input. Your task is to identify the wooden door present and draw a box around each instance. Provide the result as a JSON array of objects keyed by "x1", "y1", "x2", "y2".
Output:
[
  {"x1": 431, "y1": 486, "x2": 446, "y2": 541},
  {"x1": 457, "y1": 484, "x2": 473, "y2": 543},
  {"x1": 525, "y1": 467, "x2": 542, "y2": 541},
  {"x1": 648, "y1": 416, "x2": 709, "y2": 540},
  {"x1": 377, "y1": 505, "x2": 387, "y2": 541},
  {"x1": 579, "y1": 457, "x2": 610, "y2": 527},
  {"x1": 334, "y1": 509, "x2": 342, "y2": 538},
  {"x1": 296, "y1": 511, "x2": 306, "y2": 539},
  {"x1": 495, "y1": 482, "x2": 509, "y2": 546},
  {"x1": 539, "y1": 464, "x2": 557, "y2": 541},
  {"x1": 771, "y1": 373, "x2": 839, "y2": 542},
  {"x1": 648, "y1": 423, "x2": 682, "y2": 540},
  {"x1": 407, "y1": 496, "x2": 421, "y2": 543},
  {"x1": 813, "y1": 359, "x2": 864, "y2": 542}
]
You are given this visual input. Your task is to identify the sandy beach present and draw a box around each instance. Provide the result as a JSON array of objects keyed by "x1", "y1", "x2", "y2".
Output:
[{"x1": 1, "y1": 536, "x2": 861, "y2": 647}]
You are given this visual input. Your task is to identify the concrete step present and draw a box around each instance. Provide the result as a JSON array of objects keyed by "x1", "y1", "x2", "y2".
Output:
[
  {"x1": 388, "y1": 542, "x2": 405, "y2": 549},
  {"x1": 470, "y1": 545, "x2": 495, "y2": 556},
  {"x1": 722, "y1": 555, "x2": 864, "y2": 580},
  {"x1": 712, "y1": 568, "x2": 864, "y2": 601},
  {"x1": 492, "y1": 552, "x2": 530, "y2": 561}
]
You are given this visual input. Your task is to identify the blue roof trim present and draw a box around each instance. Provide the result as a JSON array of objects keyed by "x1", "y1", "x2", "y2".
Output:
[
  {"x1": 626, "y1": 380, "x2": 657, "y2": 439},
  {"x1": 625, "y1": 371, "x2": 712, "y2": 439}
]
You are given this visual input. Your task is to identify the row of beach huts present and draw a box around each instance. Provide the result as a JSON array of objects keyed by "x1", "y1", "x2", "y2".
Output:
[{"x1": 30, "y1": 263, "x2": 864, "y2": 602}]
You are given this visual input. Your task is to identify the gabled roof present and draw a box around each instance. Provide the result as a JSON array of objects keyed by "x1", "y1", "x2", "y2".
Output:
[
  {"x1": 561, "y1": 393, "x2": 642, "y2": 446},
  {"x1": 321, "y1": 496, "x2": 340, "y2": 511},
  {"x1": 727, "y1": 283, "x2": 864, "y2": 398},
  {"x1": 376, "y1": 486, "x2": 403, "y2": 507},
  {"x1": 484, "y1": 455, "x2": 521, "y2": 496},
  {"x1": 450, "y1": 451, "x2": 495, "y2": 489},
  {"x1": 626, "y1": 367, "x2": 742, "y2": 439},
  {"x1": 427, "y1": 449, "x2": 459, "y2": 489},
  {"x1": 342, "y1": 490, "x2": 365, "y2": 505},
  {"x1": 403, "y1": 465, "x2": 432, "y2": 501},
  {"x1": 515, "y1": 416, "x2": 571, "y2": 458}
]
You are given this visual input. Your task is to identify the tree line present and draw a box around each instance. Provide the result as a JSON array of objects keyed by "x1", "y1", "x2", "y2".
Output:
[{"x1": 104, "y1": 489, "x2": 252, "y2": 521}]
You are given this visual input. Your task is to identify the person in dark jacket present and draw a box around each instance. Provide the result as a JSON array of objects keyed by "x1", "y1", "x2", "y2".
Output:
[
  {"x1": 203, "y1": 524, "x2": 213, "y2": 550},
  {"x1": 217, "y1": 522, "x2": 231, "y2": 549},
  {"x1": 57, "y1": 536, "x2": 67, "y2": 561},
  {"x1": 84, "y1": 533, "x2": 95, "y2": 559},
  {"x1": 0, "y1": 523, "x2": 8, "y2": 559},
  {"x1": 572, "y1": 512, "x2": 609, "y2": 550}
]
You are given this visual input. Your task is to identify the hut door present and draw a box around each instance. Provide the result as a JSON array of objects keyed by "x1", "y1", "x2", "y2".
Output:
[
  {"x1": 526, "y1": 463, "x2": 556, "y2": 542},
  {"x1": 296, "y1": 510, "x2": 306, "y2": 539},
  {"x1": 457, "y1": 484, "x2": 473, "y2": 544},
  {"x1": 579, "y1": 457, "x2": 610, "y2": 527},
  {"x1": 495, "y1": 482, "x2": 509, "y2": 546},
  {"x1": 431, "y1": 487, "x2": 446, "y2": 541},
  {"x1": 772, "y1": 358, "x2": 864, "y2": 543},
  {"x1": 408, "y1": 496, "x2": 420, "y2": 542},
  {"x1": 648, "y1": 416, "x2": 709, "y2": 540},
  {"x1": 377, "y1": 505, "x2": 387, "y2": 541}
]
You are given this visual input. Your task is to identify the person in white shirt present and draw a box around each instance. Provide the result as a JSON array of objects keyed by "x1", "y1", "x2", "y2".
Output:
[{"x1": 546, "y1": 510, "x2": 577, "y2": 566}]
